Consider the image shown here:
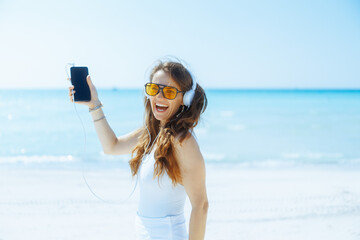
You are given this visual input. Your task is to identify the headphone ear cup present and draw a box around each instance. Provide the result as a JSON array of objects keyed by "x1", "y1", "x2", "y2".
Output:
[
  {"x1": 183, "y1": 89, "x2": 195, "y2": 107},
  {"x1": 183, "y1": 92, "x2": 189, "y2": 107}
]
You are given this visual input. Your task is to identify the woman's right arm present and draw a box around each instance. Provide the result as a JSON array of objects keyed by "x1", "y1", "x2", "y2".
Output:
[
  {"x1": 90, "y1": 107, "x2": 142, "y2": 155},
  {"x1": 69, "y1": 75, "x2": 141, "y2": 155}
]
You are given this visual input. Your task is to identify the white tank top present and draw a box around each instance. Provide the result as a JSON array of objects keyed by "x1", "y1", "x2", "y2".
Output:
[{"x1": 137, "y1": 147, "x2": 186, "y2": 218}]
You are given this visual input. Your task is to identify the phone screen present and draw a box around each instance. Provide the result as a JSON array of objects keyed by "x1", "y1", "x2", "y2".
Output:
[{"x1": 70, "y1": 66, "x2": 91, "y2": 102}]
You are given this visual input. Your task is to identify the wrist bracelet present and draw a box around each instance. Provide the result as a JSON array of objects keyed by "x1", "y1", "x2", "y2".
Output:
[
  {"x1": 89, "y1": 103, "x2": 103, "y2": 112},
  {"x1": 93, "y1": 115, "x2": 106, "y2": 122}
]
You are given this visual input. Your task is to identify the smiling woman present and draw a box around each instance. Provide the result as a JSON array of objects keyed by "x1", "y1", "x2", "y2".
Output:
[
  {"x1": 131, "y1": 61, "x2": 207, "y2": 185},
  {"x1": 68, "y1": 59, "x2": 208, "y2": 240}
]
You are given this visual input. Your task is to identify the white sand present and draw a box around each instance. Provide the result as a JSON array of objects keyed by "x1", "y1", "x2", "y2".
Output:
[{"x1": 1, "y1": 164, "x2": 360, "y2": 240}]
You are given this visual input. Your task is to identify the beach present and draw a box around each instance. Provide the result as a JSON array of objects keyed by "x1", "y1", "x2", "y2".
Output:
[
  {"x1": 1, "y1": 0, "x2": 360, "y2": 237},
  {"x1": 1, "y1": 164, "x2": 360, "y2": 240},
  {"x1": 1, "y1": 89, "x2": 360, "y2": 239}
]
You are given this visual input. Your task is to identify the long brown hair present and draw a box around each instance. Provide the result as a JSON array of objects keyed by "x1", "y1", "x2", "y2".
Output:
[{"x1": 128, "y1": 61, "x2": 207, "y2": 186}]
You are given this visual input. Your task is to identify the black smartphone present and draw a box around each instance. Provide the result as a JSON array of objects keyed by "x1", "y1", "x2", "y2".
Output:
[{"x1": 70, "y1": 66, "x2": 91, "y2": 102}]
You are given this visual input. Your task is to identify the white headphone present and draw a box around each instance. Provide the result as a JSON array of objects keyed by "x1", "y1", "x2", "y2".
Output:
[{"x1": 182, "y1": 77, "x2": 197, "y2": 107}]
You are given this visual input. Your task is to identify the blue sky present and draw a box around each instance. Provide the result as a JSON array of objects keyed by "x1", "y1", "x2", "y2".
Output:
[{"x1": 0, "y1": 0, "x2": 359, "y2": 89}]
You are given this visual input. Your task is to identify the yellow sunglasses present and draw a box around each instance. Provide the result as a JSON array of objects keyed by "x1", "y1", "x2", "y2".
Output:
[{"x1": 145, "y1": 83, "x2": 184, "y2": 100}]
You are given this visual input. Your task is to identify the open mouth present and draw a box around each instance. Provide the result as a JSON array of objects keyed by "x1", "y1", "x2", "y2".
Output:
[{"x1": 155, "y1": 103, "x2": 169, "y2": 112}]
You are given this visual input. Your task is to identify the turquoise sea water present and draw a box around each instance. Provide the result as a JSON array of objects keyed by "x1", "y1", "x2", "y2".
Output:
[{"x1": 0, "y1": 89, "x2": 359, "y2": 168}]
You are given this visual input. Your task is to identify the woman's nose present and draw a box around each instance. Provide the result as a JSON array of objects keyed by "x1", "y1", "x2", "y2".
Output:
[{"x1": 156, "y1": 89, "x2": 166, "y2": 99}]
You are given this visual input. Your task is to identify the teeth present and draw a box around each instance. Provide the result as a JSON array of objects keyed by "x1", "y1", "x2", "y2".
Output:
[{"x1": 156, "y1": 103, "x2": 168, "y2": 107}]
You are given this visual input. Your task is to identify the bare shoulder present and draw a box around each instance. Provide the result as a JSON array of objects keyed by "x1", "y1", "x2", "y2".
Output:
[
  {"x1": 174, "y1": 132, "x2": 205, "y2": 171},
  {"x1": 174, "y1": 132, "x2": 207, "y2": 207}
]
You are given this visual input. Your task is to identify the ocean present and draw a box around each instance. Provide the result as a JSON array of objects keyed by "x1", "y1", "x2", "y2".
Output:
[{"x1": 1, "y1": 89, "x2": 360, "y2": 169}]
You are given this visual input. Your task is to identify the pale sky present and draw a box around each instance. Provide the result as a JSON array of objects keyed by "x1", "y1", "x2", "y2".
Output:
[{"x1": 0, "y1": 0, "x2": 359, "y2": 89}]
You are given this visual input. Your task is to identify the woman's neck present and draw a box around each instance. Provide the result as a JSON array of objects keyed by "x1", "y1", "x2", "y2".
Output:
[{"x1": 160, "y1": 120, "x2": 166, "y2": 128}]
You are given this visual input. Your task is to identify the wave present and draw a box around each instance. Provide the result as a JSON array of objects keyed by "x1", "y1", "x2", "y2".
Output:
[
  {"x1": 0, "y1": 154, "x2": 131, "y2": 166},
  {"x1": 2, "y1": 153, "x2": 360, "y2": 169},
  {"x1": 0, "y1": 155, "x2": 76, "y2": 164},
  {"x1": 220, "y1": 111, "x2": 234, "y2": 118},
  {"x1": 203, "y1": 151, "x2": 360, "y2": 168},
  {"x1": 203, "y1": 153, "x2": 226, "y2": 161},
  {"x1": 281, "y1": 152, "x2": 344, "y2": 159},
  {"x1": 227, "y1": 124, "x2": 246, "y2": 131}
]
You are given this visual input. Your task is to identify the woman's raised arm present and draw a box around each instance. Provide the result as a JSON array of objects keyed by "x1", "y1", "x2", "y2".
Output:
[{"x1": 68, "y1": 75, "x2": 141, "y2": 155}]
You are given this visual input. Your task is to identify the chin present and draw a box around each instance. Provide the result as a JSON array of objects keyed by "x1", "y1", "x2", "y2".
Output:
[
  {"x1": 151, "y1": 109, "x2": 169, "y2": 124},
  {"x1": 153, "y1": 115, "x2": 165, "y2": 122}
]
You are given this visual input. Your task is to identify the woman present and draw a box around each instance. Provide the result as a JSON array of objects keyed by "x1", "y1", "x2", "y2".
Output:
[{"x1": 68, "y1": 60, "x2": 209, "y2": 240}]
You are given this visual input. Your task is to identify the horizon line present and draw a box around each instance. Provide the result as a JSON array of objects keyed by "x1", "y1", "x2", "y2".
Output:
[{"x1": 1, "y1": 87, "x2": 360, "y2": 91}]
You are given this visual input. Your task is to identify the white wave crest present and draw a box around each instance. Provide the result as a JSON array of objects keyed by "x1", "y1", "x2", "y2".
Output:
[
  {"x1": 0, "y1": 155, "x2": 75, "y2": 164},
  {"x1": 220, "y1": 111, "x2": 234, "y2": 117},
  {"x1": 281, "y1": 152, "x2": 343, "y2": 160},
  {"x1": 203, "y1": 153, "x2": 226, "y2": 161},
  {"x1": 227, "y1": 124, "x2": 246, "y2": 131}
]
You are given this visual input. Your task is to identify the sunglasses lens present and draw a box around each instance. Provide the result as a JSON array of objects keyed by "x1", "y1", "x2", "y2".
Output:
[
  {"x1": 163, "y1": 86, "x2": 177, "y2": 99},
  {"x1": 146, "y1": 83, "x2": 159, "y2": 96}
]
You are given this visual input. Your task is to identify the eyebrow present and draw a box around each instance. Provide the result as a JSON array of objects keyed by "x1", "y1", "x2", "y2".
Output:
[{"x1": 151, "y1": 82, "x2": 182, "y2": 91}]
